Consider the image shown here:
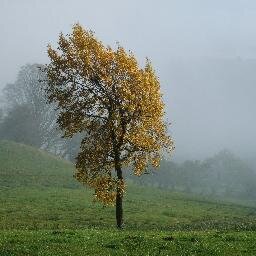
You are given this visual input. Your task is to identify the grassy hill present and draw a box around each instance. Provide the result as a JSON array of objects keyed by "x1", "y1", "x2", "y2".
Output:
[
  {"x1": 1, "y1": 140, "x2": 256, "y2": 255},
  {"x1": 0, "y1": 140, "x2": 79, "y2": 188}
]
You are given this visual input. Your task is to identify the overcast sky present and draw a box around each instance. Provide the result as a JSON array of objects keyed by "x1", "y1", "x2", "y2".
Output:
[{"x1": 1, "y1": 0, "x2": 256, "y2": 161}]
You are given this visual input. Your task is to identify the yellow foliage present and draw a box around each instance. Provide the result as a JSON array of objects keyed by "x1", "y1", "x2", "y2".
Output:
[{"x1": 46, "y1": 23, "x2": 174, "y2": 205}]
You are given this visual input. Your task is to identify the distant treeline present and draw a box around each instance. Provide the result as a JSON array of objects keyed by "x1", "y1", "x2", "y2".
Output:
[{"x1": 129, "y1": 150, "x2": 256, "y2": 199}]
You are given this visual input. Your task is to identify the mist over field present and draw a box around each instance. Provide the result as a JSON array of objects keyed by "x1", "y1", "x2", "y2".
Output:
[{"x1": 1, "y1": 0, "x2": 255, "y2": 161}]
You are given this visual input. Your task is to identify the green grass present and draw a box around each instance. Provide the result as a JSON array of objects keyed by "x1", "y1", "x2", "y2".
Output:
[
  {"x1": 1, "y1": 186, "x2": 256, "y2": 231},
  {"x1": 0, "y1": 140, "x2": 78, "y2": 188},
  {"x1": 1, "y1": 140, "x2": 256, "y2": 255},
  {"x1": 1, "y1": 230, "x2": 256, "y2": 256}
]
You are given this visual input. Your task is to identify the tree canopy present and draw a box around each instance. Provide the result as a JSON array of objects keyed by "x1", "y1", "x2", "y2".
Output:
[{"x1": 46, "y1": 24, "x2": 174, "y2": 227}]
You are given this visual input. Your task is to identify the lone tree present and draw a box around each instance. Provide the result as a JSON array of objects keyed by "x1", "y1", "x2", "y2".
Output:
[{"x1": 46, "y1": 24, "x2": 174, "y2": 228}]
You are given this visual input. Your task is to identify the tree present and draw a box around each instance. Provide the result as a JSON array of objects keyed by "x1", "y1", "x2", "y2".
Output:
[
  {"x1": 46, "y1": 24, "x2": 174, "y2": 228},
  {"x1": 0, "y1": 104, "x2": 41, "y2": 146},
  {"x1": 1, "y1": 64, "x2": 60, "y2": 150},
  {"x1": 61, "y1": 133, "x2": 84, "y2": 162},
  {"x1": 0, "y1": 108, "x2": 3, "y2": 123}
]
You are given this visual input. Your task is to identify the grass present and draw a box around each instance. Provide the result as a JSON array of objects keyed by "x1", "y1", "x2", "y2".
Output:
[
  {"x1": 1, "y1": 140, "x2": 256, "y2": 255},
  {"x1": 0, "y1": 140, "x2": 78, "y2": 188},
  {"x1": 1, "y1": 230, "x2": 256, "y2": 255},
  {"x1": 1, "y1": 186, "x2": 256, "y2": 231}
]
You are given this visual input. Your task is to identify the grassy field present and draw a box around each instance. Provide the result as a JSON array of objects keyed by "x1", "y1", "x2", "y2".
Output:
[
  {"x1": 1, "y1": 140, "x2": 256, "y2": 255},
  {"x1": 1, "y1": 230, "x2": 256, "y2": 256}
]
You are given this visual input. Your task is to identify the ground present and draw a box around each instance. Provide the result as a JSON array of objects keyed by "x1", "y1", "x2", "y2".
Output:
[{"x1": 1, "y1": 140, "x2": 256, "y2": 255}]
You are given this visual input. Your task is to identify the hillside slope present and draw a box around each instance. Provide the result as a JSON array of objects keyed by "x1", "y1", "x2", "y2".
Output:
[
  {"x1": 1, "y1": 140, "x2": 256, "y2": 232},
  {"x1": 0, "y1": 140, "x2": 78, "y2": 188}
]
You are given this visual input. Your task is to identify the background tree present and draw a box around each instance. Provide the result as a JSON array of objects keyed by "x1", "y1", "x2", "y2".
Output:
[
  {"x1": 61, "y1": 133, "x2": 84, "y2": 162},
  {"x1": 0, "y1": 104, "x2": 41, "y2": 146},
  {"x1": 0, "y1": 64, "x2": 61, "y2": 151},
  {"x1": 0, "y1": 108, "x2": 3, "y2": 124},
  {"x1": 46, "y1": 24, "x2": 174, "y2": 228}
]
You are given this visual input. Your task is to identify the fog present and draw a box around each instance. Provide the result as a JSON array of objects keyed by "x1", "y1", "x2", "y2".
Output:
[{"x1": 1, "y1": 0, "x2": 256, "y2": 161}]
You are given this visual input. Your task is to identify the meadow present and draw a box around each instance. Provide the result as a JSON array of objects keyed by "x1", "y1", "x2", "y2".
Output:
[{"x1": 1, "y1": 140, "x2": 256, "y2": 255}]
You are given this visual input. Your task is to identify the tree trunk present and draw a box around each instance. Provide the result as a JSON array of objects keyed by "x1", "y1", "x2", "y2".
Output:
[
  {"x1": 116, "y1": 164, "x2": 123, "y2": 229},
  {"x1": 112, "y1": 128, "x2": 124, "y2": 229}
]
